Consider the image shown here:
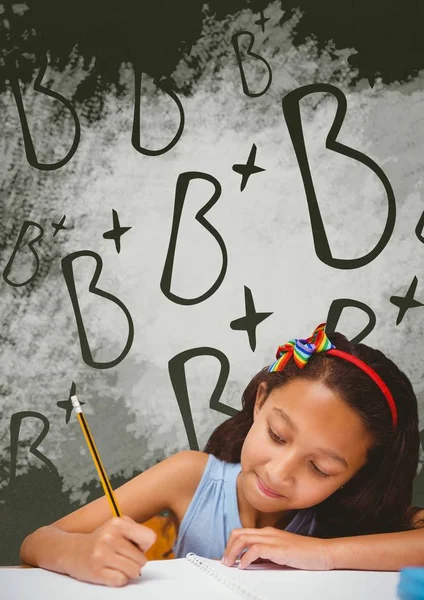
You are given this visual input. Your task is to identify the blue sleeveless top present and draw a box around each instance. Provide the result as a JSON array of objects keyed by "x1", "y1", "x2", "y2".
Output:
[{"x1": 173, "y1": 453, "x2": 324, "y2": 559}]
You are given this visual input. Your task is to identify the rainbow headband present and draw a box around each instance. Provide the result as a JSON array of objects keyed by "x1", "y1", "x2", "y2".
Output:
[{"x1": 268, "y1": 323, "x2": 398, "y2": 430}]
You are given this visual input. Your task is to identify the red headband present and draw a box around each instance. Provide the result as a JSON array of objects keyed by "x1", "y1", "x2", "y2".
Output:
[
  {"x1": 327, "y1": 348, "x2": 398, "y2": 430},
  {"x1": 269, "y1": 323, "x2": 398, "y2": 430}
]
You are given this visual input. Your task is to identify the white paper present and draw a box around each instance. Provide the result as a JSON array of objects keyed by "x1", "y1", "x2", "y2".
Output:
[{"x1": 0, "y1": 558, "x2": 401, "y2": 600}]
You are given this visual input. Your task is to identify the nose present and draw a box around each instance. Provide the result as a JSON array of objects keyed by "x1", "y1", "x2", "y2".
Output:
[{"x1": 267, "y1": 449, "x2": 298, "y2": 488}]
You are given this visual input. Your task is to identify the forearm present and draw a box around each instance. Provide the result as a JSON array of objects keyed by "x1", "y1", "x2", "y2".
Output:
[
  {"x1": 20, "y1": 525, "x2": 83, "y2": 574},
  {"x1": 327, "y1": 528, "x2": 424, "y2": 571}
]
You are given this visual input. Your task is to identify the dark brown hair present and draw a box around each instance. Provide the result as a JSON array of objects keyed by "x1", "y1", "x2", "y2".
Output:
[{"x1": 204, "y1": 331, "x2": 422, "y2": 537}]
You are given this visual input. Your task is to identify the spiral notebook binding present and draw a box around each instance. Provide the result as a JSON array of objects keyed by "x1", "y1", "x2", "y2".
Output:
[{"x1": 185, "y1": 552, "x2": 267, "y2": 600}]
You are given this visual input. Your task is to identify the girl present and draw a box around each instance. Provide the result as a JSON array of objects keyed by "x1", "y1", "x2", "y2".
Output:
[{"x1": 20, "y1": 324, "x2": 424, "y2": 586}]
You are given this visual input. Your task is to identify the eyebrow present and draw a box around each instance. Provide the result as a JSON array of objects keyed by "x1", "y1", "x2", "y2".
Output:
[{"x1": 272, "y1": 407, "x2": 349, "y2": 468}]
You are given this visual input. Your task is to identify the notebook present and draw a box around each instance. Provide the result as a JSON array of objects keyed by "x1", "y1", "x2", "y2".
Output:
[{"x1": 0, "y1": 553, "x2": 400, "y2": 600}]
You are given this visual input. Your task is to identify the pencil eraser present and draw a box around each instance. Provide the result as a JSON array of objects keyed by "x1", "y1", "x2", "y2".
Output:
[{"x1": 70, "y1": 395, "x2": 82, "y2": 412}]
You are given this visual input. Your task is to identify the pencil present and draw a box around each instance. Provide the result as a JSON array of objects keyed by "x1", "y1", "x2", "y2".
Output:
[{"x1": 70, "y1": 391, "x2": 122, "y2": 517}]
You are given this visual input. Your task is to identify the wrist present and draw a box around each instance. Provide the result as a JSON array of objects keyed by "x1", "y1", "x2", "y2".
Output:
[
  {"x1": 323, "y1": 538, "x2": 339, "y2": 570},
  {"x1": 54, "y1": 528, "x2": 85, "y2": 576}
]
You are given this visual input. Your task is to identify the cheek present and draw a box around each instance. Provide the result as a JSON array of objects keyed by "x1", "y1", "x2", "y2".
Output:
[
  {"x1": 293, "y1": 480, "x2": 340, "y2": 509},
  {"x1": 301, "y1": 471, "x2": 346, "y2": 502},
  {"x1": 240, "y1": 433, "x2": 253, "y2": 464},
  {"x1": 241, "y1": 426, "x2": 265, "y2": 463}
]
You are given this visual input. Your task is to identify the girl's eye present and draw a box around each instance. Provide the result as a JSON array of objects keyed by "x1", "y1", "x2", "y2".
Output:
[
  {"x1": 267, "y1": 427, "x2": 286, "y2": 444},
  {"x1": 267, "y1": 427, "x2": 330, "y2": 478},
  {"x1": 310, "y1": 462, "x2": 330, "y2": 478}
]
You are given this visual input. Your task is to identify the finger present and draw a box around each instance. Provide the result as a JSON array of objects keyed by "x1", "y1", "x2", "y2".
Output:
[
  {"x1": 225, "y1": 527, "x2": 271, "y2": 556},
  {"x1": 101, "y1": 567, "x2": 129, "y2": 588},
  {"x1": 104, "y1": 552, "x2": 143, "y2": 581},
  {"x1": 238, "y1": 544, "x2": 283, "y2": 570},
  {"x1": 113, "y1": 538, "x2": 148, "y2": 569},
  {"x1": 227, "y1": 528, "x2": 265, "y2": 545},
  {"x1": 224, "y1": 533, "x2": 276, "y2": 566},
  {"x1": 114, "y1": 518, "x2": 157, "y2": 551}
]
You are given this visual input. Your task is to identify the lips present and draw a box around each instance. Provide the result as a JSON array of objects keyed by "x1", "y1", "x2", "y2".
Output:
[{"x1": 256, "y1": 475, "x2": 284, "y2": 499}]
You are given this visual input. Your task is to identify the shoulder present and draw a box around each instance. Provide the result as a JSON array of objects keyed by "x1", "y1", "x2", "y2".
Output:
[
  {"x1": 161, "y1": 450, "x2": 210, "y2": 479},
  {"x1": 156, "y1": 450, "x2": 210, "y2": 494},
  {"x1": 157, "y1": 451, "x2": 210, "y2": 521}
]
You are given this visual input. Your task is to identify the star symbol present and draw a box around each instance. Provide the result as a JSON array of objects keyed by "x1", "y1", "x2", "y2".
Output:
[
  {"x1": 255, "y1": 10, "x2": 270, "y2": 33},
  {"x1": 52, "y1": 215, "x2": 67, "y2": 237},
  {"x1": 103, "y1": 209, "x2": 131, "y2": 253},
  {"x1": 57, "y1": 381, "x2": 84, "y2": 424},
  {"x1": 390, "y1": 276, "x2": 424, "y2": 325},
  {"x1": 232, "y1": 144, "x2": 266, "y2": 191},
  {"x1": 230, "y1": 286, "x2": 273, "y2": 351}
]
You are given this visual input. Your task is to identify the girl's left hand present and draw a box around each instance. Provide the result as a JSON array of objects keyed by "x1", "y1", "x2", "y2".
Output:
[{"x1": 222, "y1": 527, "x2": 334, "y2": 571}]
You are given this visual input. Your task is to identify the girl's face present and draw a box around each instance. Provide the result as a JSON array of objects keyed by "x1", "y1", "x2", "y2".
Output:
[{"x1": 240, "y1": 379, "x2": 374, "y2": 513}]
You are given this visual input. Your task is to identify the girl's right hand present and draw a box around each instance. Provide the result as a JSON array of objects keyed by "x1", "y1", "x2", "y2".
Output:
[{"x1": 67, "y1": 515, "x2": 157, "y2": 587}]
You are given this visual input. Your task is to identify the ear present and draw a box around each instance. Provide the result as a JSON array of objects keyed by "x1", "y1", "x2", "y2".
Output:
[{"x1": 253, "y1": 382, "x2": 268, "y2": 421}]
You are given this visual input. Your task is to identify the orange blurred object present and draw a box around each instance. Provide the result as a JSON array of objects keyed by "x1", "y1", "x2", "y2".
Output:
[{"x1": 143, "y1": 515, "x2": 177, "y2": 560}]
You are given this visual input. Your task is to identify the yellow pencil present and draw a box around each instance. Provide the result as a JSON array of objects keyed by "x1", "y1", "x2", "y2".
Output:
[{"x1": 70, "y1": 392, "x2": 122, "y2": 517}]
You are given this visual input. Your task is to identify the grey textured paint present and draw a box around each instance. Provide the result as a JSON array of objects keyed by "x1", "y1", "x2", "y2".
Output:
[{"x1": 0, "y1": 1, "x2": 423, "y2": 564}]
